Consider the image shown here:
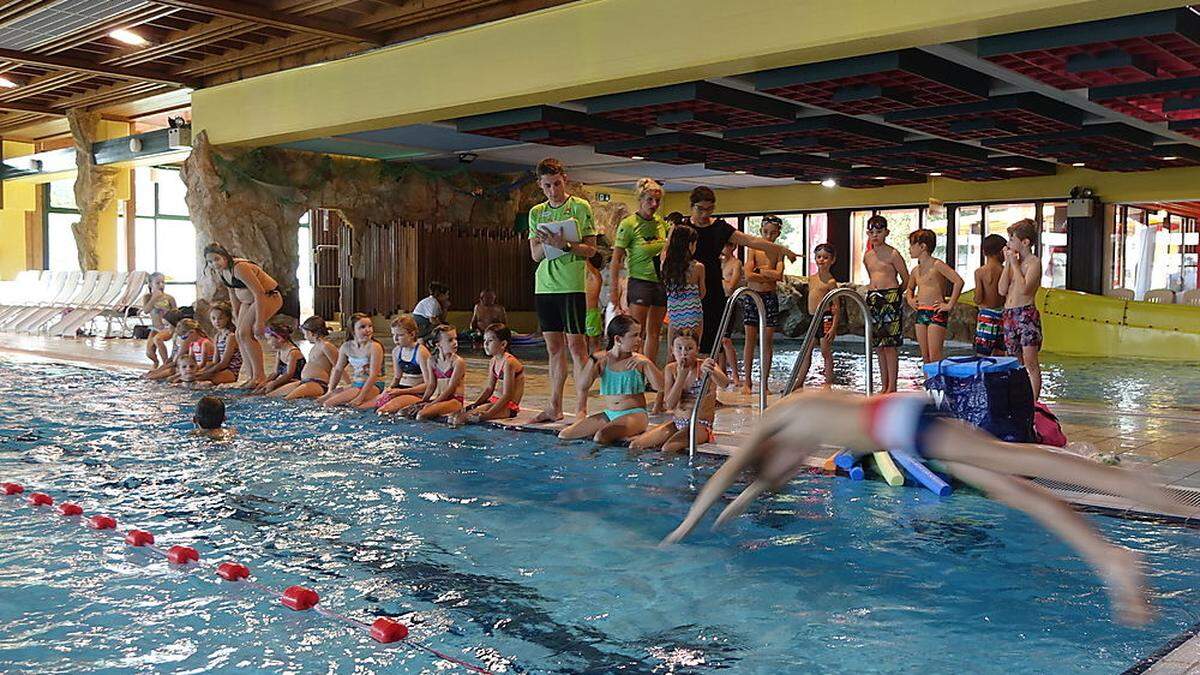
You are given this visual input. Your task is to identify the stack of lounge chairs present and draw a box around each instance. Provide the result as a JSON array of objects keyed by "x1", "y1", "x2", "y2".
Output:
[{"x1": 0, "y1": 270, "x2": 150, "y2": 337}]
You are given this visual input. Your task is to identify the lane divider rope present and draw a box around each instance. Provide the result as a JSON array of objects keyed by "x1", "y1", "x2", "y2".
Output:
[{"x1": 1, "y1": 481, "x2": 496, "y2": 674}]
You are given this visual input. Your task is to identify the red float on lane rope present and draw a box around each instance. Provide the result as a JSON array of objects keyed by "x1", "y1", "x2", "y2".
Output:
[
  {"x1": 3, "y1": 482, "x2": 24, "y2": 495},
  {"x1": 57, "y1": 502, "x2": 83, "y2": 516},
  {"x1": 281, "y1": 585, "x2": 319, "y2": 611},
  {"x1": 27, "y1": 492, "x2": 53, "y2": 506},
  {"x1": 217, "y1": 562, "x2": 250, "y2": 582},
  {"x1": 370, "y1": 617, "x2": 409, "y2": 643},
  {"x1": 124, "y1": 530, "x2": 155, "y2": 547},
  {"x1": 166, "y1": 545, "x2": 199, "y2": 565},
  {"x1": 88, "y1": 515, "x2": 117, "y2": 530}
]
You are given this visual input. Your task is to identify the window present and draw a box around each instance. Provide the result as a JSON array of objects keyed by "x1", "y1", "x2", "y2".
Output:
[
  {"x1": 45, "y1": 180, "x2": 80, "y2": 271},
  {"x1": 1110, "y1": 205, "x2": 1200, "y2": 297},
  {"x1": 134, "y1": 167, "x2": 196, "y2": 306},
  {"x1": 984, "y1": 203, "x2": 1036, "y2": 237},
  {"x1": 954, "y1": 205, "x2": 983, "y2": 285},
  {"x1": 805, "y1": 212, "x2": 828, "y2": 276},
  {"x1": 1041, "y1": 202, "x2": 1068, "y2": 289},
  {"x1": 1183, "y1": 216, "x2": 1198, "y2": 292},
  {"x1": 298, "y1": 211, "x2": 313, "y2": 318}
]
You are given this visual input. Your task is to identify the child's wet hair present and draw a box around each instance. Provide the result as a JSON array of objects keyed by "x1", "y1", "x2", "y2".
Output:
[
  {"x1": 195, "y1": 396, "x2": 226, "y2": 430},
  {"x1": 209, "y1": 301, "x2": 233, "y2": 325},
  {"x1": 814, "y1": 243, "x2": 836, "y2": 258},
  {"x1": 431, "y1": 323, "x2": 457, "y2": 346},
  {"x1": 264, "y1": 317, "x2": 293, "y2": 339},
  {"x1": 982, "y1": 234, "x2": 1007, "y2": 259},
  {"x1": 485, "y1": 323, "x2": 511, "y2": 346},
  {"x1": 674, "y1": 328, "x2": 700, "y2": 347},
  {"x1": 174, "y1": 317, "x2": 200, "y2": 338},
  {"x1": 908, "y1": 229, "x2": 937, "y2": 253},
  {"x1": 662, "y1": 224, "x2": 698, "y2": 288},
  {"x1": 347, "y1": 313, "x2": 372, "y2": 337},
  {"x1": 300, "y1": 315, "x2": 329, "y2": 337},
  {"x1": 606, "y1": 314, "x2": 639, "y2": 349},
  {"x1": 391, "y1": 314, "x2": 418, "y2": 334}
]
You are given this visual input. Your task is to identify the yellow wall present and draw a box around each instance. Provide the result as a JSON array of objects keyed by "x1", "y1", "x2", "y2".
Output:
[
  {"x1": 0, "y1": 140, "x2": 35, "y2": 280},
  {"x1": 661, "y1": 165, "x2": 1200, "y2": 215},
  {"x1": 192, "y1": 0, "x2": 1178, "y2": 147}
]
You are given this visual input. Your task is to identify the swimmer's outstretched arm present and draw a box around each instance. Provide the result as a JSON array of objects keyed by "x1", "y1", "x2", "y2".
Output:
[{"x1": 663, "y1": 389, "x2": 1172, "y2": 626}]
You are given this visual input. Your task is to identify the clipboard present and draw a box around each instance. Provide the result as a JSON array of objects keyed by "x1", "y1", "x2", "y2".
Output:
[{"x1": 538, "y1": 218, "x2": 579, "y2": 261}]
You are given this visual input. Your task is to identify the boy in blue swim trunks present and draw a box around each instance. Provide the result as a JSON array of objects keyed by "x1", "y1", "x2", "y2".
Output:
[
  {"x1": 974, "y1": 235, "x2": 1007, "y2": 356},
  {"x1": 905, "y1": 229, "x2": 963, "y2": 364}
]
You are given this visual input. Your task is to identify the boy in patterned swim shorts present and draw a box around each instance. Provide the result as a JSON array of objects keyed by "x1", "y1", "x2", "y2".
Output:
[
  {"x1": 999, "y1": 218, "x2": 1044, "y2": 400},
  {"x1": 905, "y1": 229, "x2": 964, "y2": 364},
  {"x1": 862, "y1": 215, "x2": 910, "y2": 393}
]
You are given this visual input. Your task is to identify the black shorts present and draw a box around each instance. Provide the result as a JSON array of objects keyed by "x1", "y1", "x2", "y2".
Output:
[
  {"x1": 536, "y1": 292, "x2": 587, "y2": 335},
  {"x1": 742, "y1": 291, "x2": 780, "y2": 329},
  {"x1": 626, "y1": 278, "x2": 666, "y2": 307}
]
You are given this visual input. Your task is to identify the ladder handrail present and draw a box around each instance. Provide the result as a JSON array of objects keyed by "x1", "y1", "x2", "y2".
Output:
[
  {"x1": 783, "y1": 287, "x2": 875, "y2": 397},
  {"x1": 688, "y1": 287, "x2": 767, "y2": 458}
]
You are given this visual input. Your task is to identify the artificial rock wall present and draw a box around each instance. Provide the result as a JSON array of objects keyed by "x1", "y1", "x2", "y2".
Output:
[
  {"x1": 66, "y1": 110, "x2": 119, "y2": 271},
  {"x1": 179, "y1": 131, "x2": 622, "y2": 323}
]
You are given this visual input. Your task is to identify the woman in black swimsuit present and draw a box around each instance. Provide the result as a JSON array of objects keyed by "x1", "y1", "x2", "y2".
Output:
[{"x1": 203, "y1": 243, "x2": 283, "y2": 388}]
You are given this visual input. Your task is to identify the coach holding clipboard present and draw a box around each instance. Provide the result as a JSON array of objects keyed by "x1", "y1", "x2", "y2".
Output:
[{"x1": 528, "y1": 157, "x2": 598, "y2": 424}]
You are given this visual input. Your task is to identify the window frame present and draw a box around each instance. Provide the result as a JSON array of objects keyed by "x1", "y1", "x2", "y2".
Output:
[
  {"x1": 43, "y1": 183, "x2": 81, "y2": 271},
  {"x1": 136, "y1": 167, "x2": 197, "y2": 301}
]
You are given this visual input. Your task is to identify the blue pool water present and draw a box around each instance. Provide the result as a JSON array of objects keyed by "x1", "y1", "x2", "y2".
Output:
[{"x1": 0, "y1": 356, "x2": 1198, "y2": 673}]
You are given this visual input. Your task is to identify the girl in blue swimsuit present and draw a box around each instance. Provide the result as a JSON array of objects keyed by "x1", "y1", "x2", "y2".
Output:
[
  {"x1": 558, "y1": 315, "x2": 664, "y2": 444},
  {"x1": 319, "y1": 313, "x2": 385, "y2": 409},
  {"x1": 376, "y1": 315, "x2": 435, "y2": 415}
]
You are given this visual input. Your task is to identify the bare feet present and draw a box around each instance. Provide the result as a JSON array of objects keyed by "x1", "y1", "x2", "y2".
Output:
[
  {"x1": 531, "y1": 408, "x2": 564, "y2": 424},
  {"x1": 741, "y1": 385, "x2": 753, "y2": 396}
]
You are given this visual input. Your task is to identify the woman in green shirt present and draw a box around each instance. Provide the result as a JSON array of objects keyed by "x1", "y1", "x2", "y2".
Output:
[{"x1": 610, "y1": 178, "x2": 669, "y2": 363}]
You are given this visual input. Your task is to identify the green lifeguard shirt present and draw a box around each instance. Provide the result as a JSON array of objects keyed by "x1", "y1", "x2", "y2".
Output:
[
  {"x1": 614, "y1": 212, "x2": 668, "y2": 283},
  {"x1": 528, "y1": 196, "x2": 596, "y2": 294}
]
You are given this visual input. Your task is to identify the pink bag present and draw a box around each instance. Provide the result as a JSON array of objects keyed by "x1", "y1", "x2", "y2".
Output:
[{"x1": 1032, "y1": 401, "x2": 1067, "y2": 447}]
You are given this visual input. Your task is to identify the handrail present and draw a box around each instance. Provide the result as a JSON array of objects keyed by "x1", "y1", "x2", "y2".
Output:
[
  {"x1": 688, "y1": 287, "x2": 767, "y2": 458},
  {"x1": 783, "y1": 287, "x2": 875, "y2": 397}
]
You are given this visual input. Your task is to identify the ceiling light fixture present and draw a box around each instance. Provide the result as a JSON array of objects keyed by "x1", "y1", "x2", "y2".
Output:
[
  {"x1": 1071, "y1": 162, "x2": 1085, "y2": 167},
  {"x1": 809, "y1": 180, "x2": 822, "y2": 185},
  {"x1": 734, "y1": 170, "x2": 747, "y2": 175},
  {"x1": 929, "y1": 172, "x2": 942, "y2": 176},
  {"x1": 820, "y1": 178, "x2": 837, "y2": 188},
  {"x1": 1004, "y1": 166, "x2": 1021, "y2": 171},
  {"x1": 1161, "y1": 155, "x2": 1178, "y2": 160},
  {"x1": 109, "y1": 29, "x2": 148, "y2": 46},
  {"x1": 0, "y1": 76, "x2": 19, "y2": 89},
  {"x1": 874, "y1": 176, "x2": 889, "y2": 180},
  {"x1": 630, "y1": 155, "x2": 644, "y2": 161}
]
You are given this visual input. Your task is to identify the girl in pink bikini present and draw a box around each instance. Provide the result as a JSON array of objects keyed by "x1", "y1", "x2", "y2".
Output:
[
  {"x1": 408, "y1": 324, "x2": 466, "y2": 421},
  {"x1": 451, "y1": 323, "x2": 526, "y2": 426}
]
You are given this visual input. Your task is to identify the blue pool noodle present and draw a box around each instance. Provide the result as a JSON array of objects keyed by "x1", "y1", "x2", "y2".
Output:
[
  {"x1": 834, "y1": 451, "x2": 856, "y2": 470},
  {"x1": 891, "y1": 451, "x2": 952, "y2": 496},
  {"x1": 848, "y1": 464, "x2": 865, "y2": 481}
]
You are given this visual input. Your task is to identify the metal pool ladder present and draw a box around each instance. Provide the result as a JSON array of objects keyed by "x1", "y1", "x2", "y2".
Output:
[
  {"x1": 685, "y1": 286, "x2": 879, "y2": 459},
  {"x1": 782, "y1": 287, "x2": 876, "y2": 397},
  {"x1": 687, "y1": 288, "x2": 768, "y2": 458}
]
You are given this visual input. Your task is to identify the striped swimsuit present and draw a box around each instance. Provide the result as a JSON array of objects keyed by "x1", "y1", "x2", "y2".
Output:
[{"x1": 665, "y1": 276, "x2": 703, "y2": 331}]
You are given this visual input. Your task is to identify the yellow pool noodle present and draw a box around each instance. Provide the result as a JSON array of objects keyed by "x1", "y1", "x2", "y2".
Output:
[{"x1": 871, "y1": 451, "x2": 905, "y2": 486}]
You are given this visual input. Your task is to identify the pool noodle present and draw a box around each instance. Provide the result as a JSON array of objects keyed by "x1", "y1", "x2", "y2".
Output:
[
  {"x1": 870, "y1": 451, "x2": 905, "y2": 486},
  {"x1": 848, "y1": 464, "x2": 865, "y2": 480},
  {"x1": 891, "y1": 451, "x2": 952, "y2": 496},
  {"x1": 834, "y1": 451, "x2": 856, "y2": 470}
]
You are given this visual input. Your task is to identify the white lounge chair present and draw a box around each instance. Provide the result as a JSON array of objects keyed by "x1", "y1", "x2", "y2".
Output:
[
  {"x1": 5, "y1": 271, "x2": 81, "y2": 331},
  {"x1": 1106, "y1": 288, "x2": 1134, "y2": 300},
  {"x1": 1143, "y1": 289, "x2": 1176, "y2": 304},
  {"x1": 0, "y1": 271, "x2": 53, "y2": 325},
  {"x1": 16, "y1": 270, "x2": 100, "y2": 332},
  {"x1": 55, "y1": 271, "x2": 147, "y2": 338},
  {"x1": 1181, "y1": 289, "x2": 1200, "y2": 307},
  {"x1": 51, "y1": 271, "x2": 129, "y2": 336},
  {"x1": 97, "y1": 271, "x2": 150, "y2": 338}
]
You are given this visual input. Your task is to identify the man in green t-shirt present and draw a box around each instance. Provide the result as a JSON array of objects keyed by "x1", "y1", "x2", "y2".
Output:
[{"x1": 528, "y1": 158, "x2": 598, "y2": 423}]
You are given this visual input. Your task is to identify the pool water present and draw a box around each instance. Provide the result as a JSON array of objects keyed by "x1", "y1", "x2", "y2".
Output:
[
  {"x1": 765, "y1": 338, "x2": 1200, "y2": 413},
  {"x1": 1, "y1": 357, "x2": 1198, "y2": 673}
]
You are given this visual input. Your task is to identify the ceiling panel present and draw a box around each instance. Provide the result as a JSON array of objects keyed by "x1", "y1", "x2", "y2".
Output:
[
  {"x1": 595, "y1": 132, "x2": 760, "y2": 165},
  {"x1": 721, "y1": 114, "x2": 905, "y2": 152},
  {"x1": 455, "y1": 106, "x2": 644, "y2": 146},
  {"x1": 883, "y1": 93, "x2": 1086, "y2": 140},
  {"x1": 581, "y1": 80, "x2": 799, "y2": 132}
]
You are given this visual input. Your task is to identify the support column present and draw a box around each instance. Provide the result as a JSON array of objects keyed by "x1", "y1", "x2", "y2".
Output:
[
  {"x1": 66, "y1": 109, "x2": 119, "y2": 271},
  {"x1": 1065, "y1": 199, "x2": 1104, "y2": 295}
]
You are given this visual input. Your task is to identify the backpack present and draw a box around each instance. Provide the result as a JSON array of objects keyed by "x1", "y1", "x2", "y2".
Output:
[{"x1": 1032, "y1": 401, "x2": 1067, "y2": 447}]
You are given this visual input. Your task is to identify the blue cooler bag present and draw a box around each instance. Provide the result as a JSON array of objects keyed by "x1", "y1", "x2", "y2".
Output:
[{"x1": 922, "y1": 356, "x2": 1035, "y2": 443}]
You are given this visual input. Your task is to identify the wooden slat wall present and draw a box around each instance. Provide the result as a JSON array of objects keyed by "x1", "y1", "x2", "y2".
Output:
[{"x1": 344, "y1": 219, "x2": 536, "y2": 318}]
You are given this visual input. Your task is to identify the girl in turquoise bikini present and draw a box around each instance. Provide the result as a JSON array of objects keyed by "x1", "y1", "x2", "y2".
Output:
[{"x1": 558, "y1": 315, "x2": 664, "y2": 444}]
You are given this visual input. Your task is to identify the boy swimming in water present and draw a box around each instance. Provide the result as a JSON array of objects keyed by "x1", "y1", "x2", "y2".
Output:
[{"x1": 192, "y1": 396, "x2": 236, "y2": 439}]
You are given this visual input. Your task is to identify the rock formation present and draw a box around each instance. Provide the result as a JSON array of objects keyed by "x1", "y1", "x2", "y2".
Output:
[{"x1": 66, "y1": 110, "x2": 119, "y2": 271}]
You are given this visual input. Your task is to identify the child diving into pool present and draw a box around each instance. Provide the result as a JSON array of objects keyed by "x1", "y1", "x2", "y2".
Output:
[
  {"x1": 794, "y1": 243, "x2": 841, "y2": 388},
  {"x1": 376, "y1": 315, "x2": 434, "y2": 415},
  {"x1": 407, "y1": 324, "x2": 466, "y2": 421},
  {"x1": 195, "y1": 302, "x2": 241, "y2": 387},
  {"x1": 319, "y1": 313, "x2": 385, "y2": 409},
  {"x1": 253, "y1": 320, "x2": 306, "y2": 396},
  {"x1": 905, "y1": 229, "x2": 964, "y2": 364},
  {"x1": 663, "y1": 388, "x2": 1174, "y2": 626},
  {"x1": 451, "y1": 323, "x2": 526, "y2": 426},
  {"x1": 558, "y1": 315, "x2": 664, "y2": 444},
  {"x1": 630, "y1": 329, "x2": 725, "y2": 451},
  {"x1": 272, "y1": 316, "x2": 343, "y2": 400}
]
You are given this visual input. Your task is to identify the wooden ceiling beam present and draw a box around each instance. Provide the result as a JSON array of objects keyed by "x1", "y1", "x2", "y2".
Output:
[
  {"x1": 0, "y1": 98, "x2": 63, "y2": 116},
  {"x1": 0, "y1": 47, "x2": 198, "y2": 88},
  {"x1": 148, "y1": 0, "x2": 382, "y2": 45}
]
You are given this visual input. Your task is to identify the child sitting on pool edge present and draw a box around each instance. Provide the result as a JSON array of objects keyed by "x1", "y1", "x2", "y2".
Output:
[
  {"x1": 376, "y1": 315, "x2": 435, "y2": 415},
  {"x1": 407, "y1": 323, "x2": 466, "y2": 421},
  {"x1": 451, "y1": 323, "x2": 525, "y2": 426},
  {"x1": 630, "y1": 329, "x2": 725, "y2": 451},
  {"x1": 192, "y1": 395, "x2": 236, "y2": 439},
  {"x1": 253, "y1": 319, "x2": 306, "y2": 396},
  {"x1": 559, "y1": 314, "x2": 664, "y2": 444}
]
